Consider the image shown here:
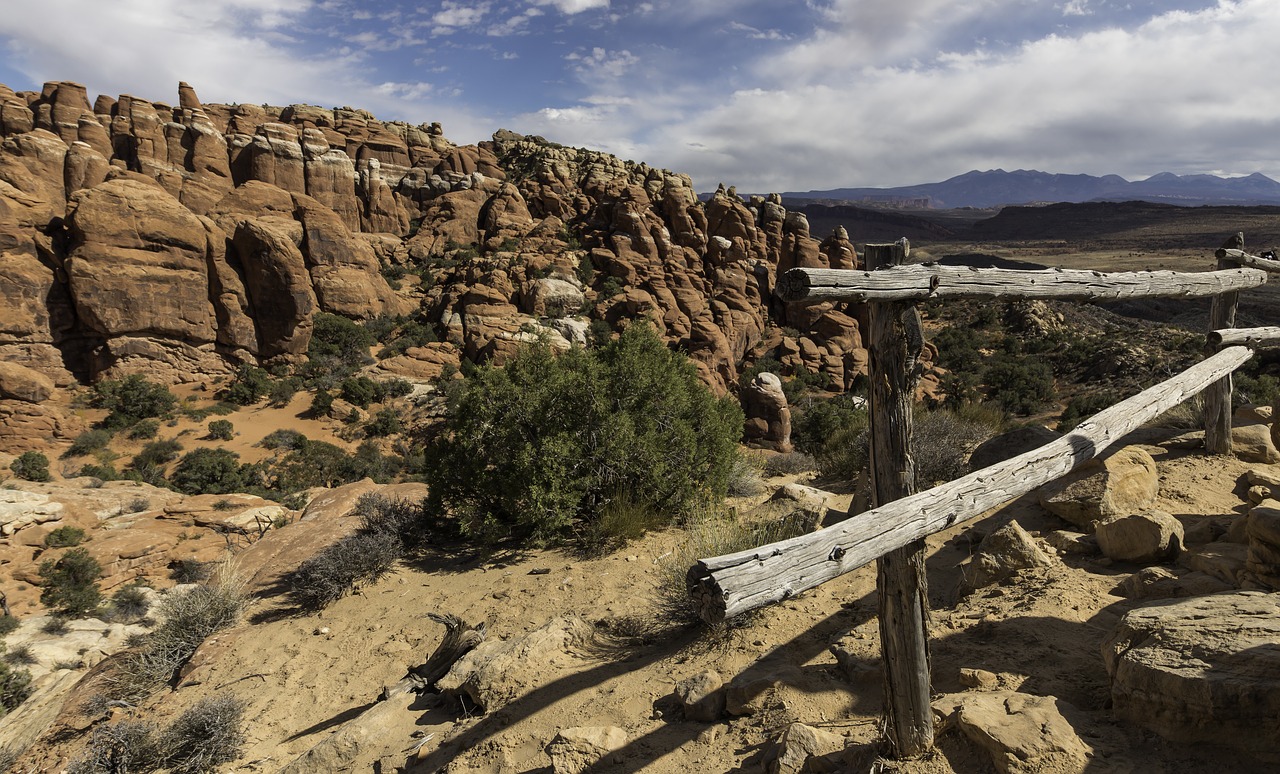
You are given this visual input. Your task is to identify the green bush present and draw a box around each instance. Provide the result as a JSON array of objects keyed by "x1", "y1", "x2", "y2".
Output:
[
  {"x1": 224, "y1": 364, "x2": 272, "y2": 406},
  {"x1": 309, "y1": 312, "x2": 375, "y2": 370},
  {"x1": 340, "y1": 376, "x2": 385, "y2": 408},
  {"x1": 0, "y1": 615, "x2": 17, "y2": 636},
  {"x1": 170, "y1": 448, "x2": 250, "y2": 495},
  {"x1": 308, "y1": 390, "x2": 334, "y2": 417},
  {"x1": 9, "y1": 451, "x2": 50, "y2": 482},
  {"x1": 126, "y1": 418, "x2": 161, "y2": 440},
  {"x1": 38, "y1": 547, "x2": 102, "y2": 617},
  {"x1": 364, "y1": 408, "x2": 402, "y2": 437},
  {"x1": 984, "y1": 359, "x2": 1056, "y2": 415},
  {"x1": 63, "y1": 429, "x2": 114, "y2": 459},
  {"x1": 44, "y1": 526, "x2": 86, "y2": 548},
  {"x1": 128, "y1": 439, "x2": 183, "y2": 484},
  {"x1": 106, "y1": 583, "x2": 151, "y2": 623},
  {"x1": 206, "y1": 419, "x2": 235, "y2": 441},
  {"x1": 0, "y1": 653, "x2": 32, "y2": 716},
  {"x1": 92, "y1": 375, "x2": 176, "y2": 429},
  {"x1": 424, "y1": 323, "x2": 743, "y2": 543},
  {"x1": 259, "y1": 429, "x2": 308, "y2": 451},
  {"x1": 267, "y1": 377, "x2": 301, "y2": 407}
]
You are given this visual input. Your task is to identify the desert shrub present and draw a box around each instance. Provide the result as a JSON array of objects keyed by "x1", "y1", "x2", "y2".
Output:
[
  {"x1": 169, "y1": 449, "x2": 250, "y2": 495},
  {"x1": 3, "y1": 645, "x2": 32, "y2": 665},
  {"x1": 38, "y1": 547, "x2": 102, "y2": 617},
  {"x1": 267, "y1": 377, "x2": 301, "y2": 407},
  {"x1": 726, "y1": 451, "x2": 766, "y2": 497},
  {"x1": 170, "y1": 559, "x2": 211, "y2": 584},
  {"x1": 107, "y1": 570, "x2": 245, "y2": 702},
  {"x1": 587, "y1": 318, "x2": 613, "y2": 348},
  {"x1": 912, "y1": 409, "x2": 1000, "y2": 487},
  {"x1": 364, "y1": 408, "x2": 402, "y2": 437},
  {"x1": 763, "y1": 452, "x2": 820, "y2": 477},
  {"x1": 132, "y1": 439, "x2": 182, "y2": 469},
  {"x1": 76, "y1": 464, "x2": 119, "y2": 482},
  {"x1": 9, "y1": 451, "x2": 50, "y2": 482},
  {"x1": 63, "y1": 429, "x2": 114, "y2": 459},
  {"x1": 92, "y1": 375, "x2": 176, "y2": 429},
  {"x1": 126, "y1": 418, "x2": 161, "y2": 441},
  {"x1": 424, "y1": 324, "x2": 742, "y2": 543},
  {"x1": 355, "y1": 494, "x2": 426, "y2": 545},
  {"x1": 309, "y1": 312, "x2": 375, "y2": 371},
  {"x1": 376, "y1": 320, "x2": 439, "y2": 359},
  {"x1": 983, "y1": 359, "x2": 1056, "y2": 415},
  {"x1": 384, "y1": 378, "x2": 413, "y2": 398},
  {"x1": 349, "y1": 440, "x2": 402, "y2": 483},
  {"x1": 269, "y1": 440, "x2": 359, "y2": 492},
  {"x1": 0, "y1": 654, "x2": 33, "y2": 715},
  {"x1": 654, "y1": 511, "x2": 811, "y2": 628},
  {"x1": 41, "y1": 616, "x2": 69, "y2": 635},
  {"x1": 259, "y1": 428, "x2": 308, "y2": 451},
  {"x1": 206, "y1": 419, "x2": 234, "y2": 441},
  {"x1": 44, "y1": 526, "x2": 86, "y2": 548},
  {"x1": 1235, "y1": 372, "x2": 1280, "y2": 407},
  {"x1": 340, "y1": 376, "x2": 385, "y2": 408},
  {"x1": 0, "y1": 615, "x2": 18, "y2": 636},
  {"x1": 1058, "y1": 392, "x2": 1121, "y2": 432},
  {"x1": 579, "y1": 496, "x2": 669, "y2": 554},
  {"x1": 1148, "y1": 393, "x2": 1206, "y2": 430},
  {"x1": 288, "y1": 531, "x2": 402, "y2": 610},
  {"x1": 161, "y1": 694, "x2": 246, "y2": 773},
  {"x1": 223, "y1": 364, "x2": 272, "y2": 406},
  {"x1": 791, "y1": 394, "x2": 868, "y2": 459},
  {"x1": 69, "y1": 719, "x2": 164, "y2": 773},
  {"x1": 102, "y1": 584, "x2": 150, "y2": 625}
]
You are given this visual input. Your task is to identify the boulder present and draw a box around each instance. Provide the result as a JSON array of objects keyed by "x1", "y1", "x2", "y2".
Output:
[
  {"x1": 674, "y1": 669, "x2": 724, "y2": 722},
  {"x1": 1095, "y1": 510, "x2": 1184, "y2": 564},
  {"x1": 0, "y1": 361, "x2": 54, "y2": 403},
  {"x1": 1102, "y1": 591, "x2": 1280, "y2": 758},
  {"x1": 1037, "y1": 447, "x2": 1159, "y2": 531},
  {"x1": 932, "y1": 691, "x2": 1092, "y2": 774},
  {"x1": 969, "y1": 425, "x2": 1061, "y2": 471},
  {"x1": 231, "y1": 216, "x2": 317, "y2": 361},
  {"x1": 437, "y1": 616, "x2": 596, "y2": 712},
  {"x1": 747, "y1": 483, "x2": 831, "y2": 532},
  {"x1": 958, "y1": 520, "x2": 1054, "y2": 594},
  {"x1": 1117, "y1": 566, "x2": 1233, "y2": 600},
  {"x1": 765, "y1": 723, "x2": 846, "y2": 774},
  {"x1": 545, "y1": 726, "x2": 627, "y2": 774},
  {"x1": 1233, "y1": 422, "x2": 1280, "y2": 464},
  {"x1": 1177, "y1": 542, "x2": 1248, "y2": 586},
  {"x1": 1246, "y1": 501, "x2": 1280, "y2": 589},
  {"x1": 742, "y1": 372, "x2": 792, "y2": 452}
]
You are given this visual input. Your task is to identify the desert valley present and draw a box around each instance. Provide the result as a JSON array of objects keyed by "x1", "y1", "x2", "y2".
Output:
[{"x1": 0, "y1": 81, "x2": 1279, "y2": 774}]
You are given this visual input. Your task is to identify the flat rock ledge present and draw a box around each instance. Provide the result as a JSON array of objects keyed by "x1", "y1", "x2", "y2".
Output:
[{"x1": 1101, "y1": 591, "x2": 1280, "y2": 760}]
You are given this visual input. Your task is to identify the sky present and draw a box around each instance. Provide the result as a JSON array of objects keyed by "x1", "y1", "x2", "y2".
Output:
[{"x1": 0, "y1": 0, "x2": 1278, "y2": 194}]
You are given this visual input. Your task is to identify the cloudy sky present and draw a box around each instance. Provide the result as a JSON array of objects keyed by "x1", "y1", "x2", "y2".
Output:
[{"x1": 0, "y1": 0, "x2": 1277, "y2": 193}]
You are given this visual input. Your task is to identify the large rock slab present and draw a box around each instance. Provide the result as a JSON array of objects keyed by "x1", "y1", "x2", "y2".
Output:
[
  {"x1": 1037, "y1": 447, "x2": 1158, "y2": 531},
  {"x1": 545, "y1": 726, "x2": 627, "y2": 774},
  {"x1": 1102, "y1": 591, "x2": 1280, "y2": 759},
  {"x1": 958, "y1": 520, "x2": 1054, "y2": 595},
  {"x1": 1095, "y1": 510, "x2": 1184, "y2": 564},
  {"x1": 932, "y1": 691, "x2": 1092, "y2": 774}
]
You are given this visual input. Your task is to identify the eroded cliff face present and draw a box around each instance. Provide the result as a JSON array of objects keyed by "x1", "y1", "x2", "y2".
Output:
[{"x1": 0, "y1": 80, "x2": 877, "y2": 402}]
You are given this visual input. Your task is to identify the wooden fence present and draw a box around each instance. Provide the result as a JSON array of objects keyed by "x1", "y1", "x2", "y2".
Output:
[{"x1": 688, "y1": 237, "x2": 1280, "y2": 757}]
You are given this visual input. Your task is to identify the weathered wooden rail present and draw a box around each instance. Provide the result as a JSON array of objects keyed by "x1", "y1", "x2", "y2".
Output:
[{"x1": 693, "y1": 236, "x2": 1274, "y2": 758}]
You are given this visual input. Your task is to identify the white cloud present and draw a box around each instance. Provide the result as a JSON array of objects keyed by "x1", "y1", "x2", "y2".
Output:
[
  {"x1": 1061, "y1": 0, "x2": 1091, "y2": 17},
  {"x1": 374, "y1": 81, "x2": 434, "y2": 101},
  {"x1": 565, "y1": 47, "x2": 639, "y2": 79},
  {"x1": 726, "y1": 21, "x2": 791, "y2": 41},
  {"x1": 531, "y1": 0, "x2": 609, "y2": 15},
  {"x1": 432, "y1": 1, "x2": 490, "y2": 30},
  {"x1": 487, "y1": 7, "x2": 543, "y2": 36}
]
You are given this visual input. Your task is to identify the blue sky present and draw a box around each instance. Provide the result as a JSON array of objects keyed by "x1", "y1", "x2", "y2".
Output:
[{"x1": 1, "y1": 0, "x2": 1278, "y2": 193}]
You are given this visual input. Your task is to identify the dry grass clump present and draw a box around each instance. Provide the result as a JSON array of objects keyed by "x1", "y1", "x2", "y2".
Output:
[
  {"x1": 652, "y1": 509, "x2": 811, "y2": 631},
  {"x1": 104, "y1": 564, "x2": 245, "y2": 703},
  {"x1": 68, "y1": 695, "x2": 245, "y2": 774}
]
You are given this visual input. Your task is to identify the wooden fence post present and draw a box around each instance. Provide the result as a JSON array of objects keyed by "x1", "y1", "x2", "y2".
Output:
[
  {"x1": 865, "y1": 239, "x2": 933, "y2": 757},
  {"x1": 1206, "y1": 237, "x2": 1242, "y2": 455}
]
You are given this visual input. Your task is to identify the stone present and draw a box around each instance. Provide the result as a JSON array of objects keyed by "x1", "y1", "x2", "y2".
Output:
[
  {"x1": 1037, "y1": 447, "x2": 1159, "y2": 531},
  {"x1": 1233, "y1": 422, "x2": 1280, "y2": 464},
  {"x1": 1177, "y1": 542, "x2": 1247, "y2": 585},
  {"x1": 1044, "y1": 529, "x2": 1099, "y2": 556},
  {"x1": 746, "y1": 483, "x2": 831, "y2": 532},
  {"x1": 437, "y1": 616, "x2": 596, "y2": 712},
  {"x1": 1102, "y1": 591, "x2": 1280, "y2": 758},
  {"x1": 958, "y1": 668, "x2": 1000, "y2": 690},
  {"x1": 1118, "y1": 566, "x2": 1232, "y2": 599},
  {"x1": 932, "y1": 691, "x2": 1091, "y2": 774},
  {"x1": 545, "y1": 726, "x2": 627, "y2": 774},
  {"x1": 958, "y1": 520, "x2": 1055, "y2": 594},
  {"x1": 526, "y1": 277, "x2": 585, "y2": 318},
  {"x1": 674, "y1": 669, "x2": 724, "y2": 722},
  {"x1": 969, "y1": 425, "x2": 1061, "y2": 471},
  {"x1": 742, "y1": 372, "x2": 792, "y2": 452},
  {"x1": 0, "y1": 361, "x2": 54, "y2": 403},
  {"x1": 1095, "y1": 510, "x2": 1184, "y2": 563},
  {"x1": 230, "y1": 216, "x2": 317, "y2": 361},
  {"x1": 766, "y1": 723, "x2": 846, "y2": 774}
]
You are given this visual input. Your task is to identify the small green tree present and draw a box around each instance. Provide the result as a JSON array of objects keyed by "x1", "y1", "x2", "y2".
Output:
[
  {"x1": 9, "y1": 451, "x2": 50, "y2": 482},
  {"x1": 170, "y1": 449, "x2": 249, "y2": 495},
  {"x1": 39, "y1": 547, "x2": 102, "y2": 617},
  {"x1": 340, "y1": 376, "x2": 384, "y2": 408},
  {"x1": 224, "y1": 364, "x2": 272, "y2": 406},
  {"x1": 364, "y1": 408, "x2": 402, "y2": 437},
  {"x1": 424, "y1": 324, "x2": 742, "y2": 543},
  {"x1": 92, "y1": 375, "x2": 176, "y2": 428},
  {"x1": 207, "y1": 419, "x2": 235, "y2": 441}
]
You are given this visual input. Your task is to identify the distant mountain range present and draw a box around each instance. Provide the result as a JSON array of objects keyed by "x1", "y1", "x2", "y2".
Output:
[{"x1": 781, "y1": 169, "x2": 1280, "y2": 209}]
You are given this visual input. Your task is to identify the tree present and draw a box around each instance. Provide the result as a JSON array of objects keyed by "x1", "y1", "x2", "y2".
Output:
[
  {"x1": 39, "y1": 547, "x2": 102, "y2": 616},
  {"x1": 424, "y1": 324, "x2": 742, "y2": 543},
  {"x1": 92, "y1": 375, "x2": 176, "y2": 428},
  {"x1": 170, "y1": 448, "x2": 250, "y2": 495},
  {"x1": 9, "y1": 451, "x2": 50, "y2": 482}
]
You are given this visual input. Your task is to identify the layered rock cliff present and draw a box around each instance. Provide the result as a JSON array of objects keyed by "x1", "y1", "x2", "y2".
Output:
[{"x1": 0, "y1": 81, "x2": 879, "y2": 416}]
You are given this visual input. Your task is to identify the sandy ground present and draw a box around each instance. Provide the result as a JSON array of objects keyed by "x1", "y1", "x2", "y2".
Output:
[{"x1": 14, "y1": 428, "x2": 1274, "y2": 773}]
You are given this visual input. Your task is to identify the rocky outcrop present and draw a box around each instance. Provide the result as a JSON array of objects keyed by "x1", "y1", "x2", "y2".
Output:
[
  {"x1": 742, "y1": 372, "x2": 792, "y2": 451},
  {"x1": 1037, "y1": 447, "x2": 1160, "y2": 531},
  {"x1": 0, "y1": 81, "x2": 876, "y2": 399},
  {"x1": 1102, "y1": 591, "x2": 1280, "y2": 759},
  {"x1": 933, "y1": 691, "x2": 1092, "y2": 774}
]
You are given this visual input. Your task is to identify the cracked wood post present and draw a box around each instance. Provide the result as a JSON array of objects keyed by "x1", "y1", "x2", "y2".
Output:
[
  {"x1": 1206, "y1": 240, "x2": 1242, "y2": 455},
  {"x1": 865, "y1": 239, "x2": 933, "y2": 757}
]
